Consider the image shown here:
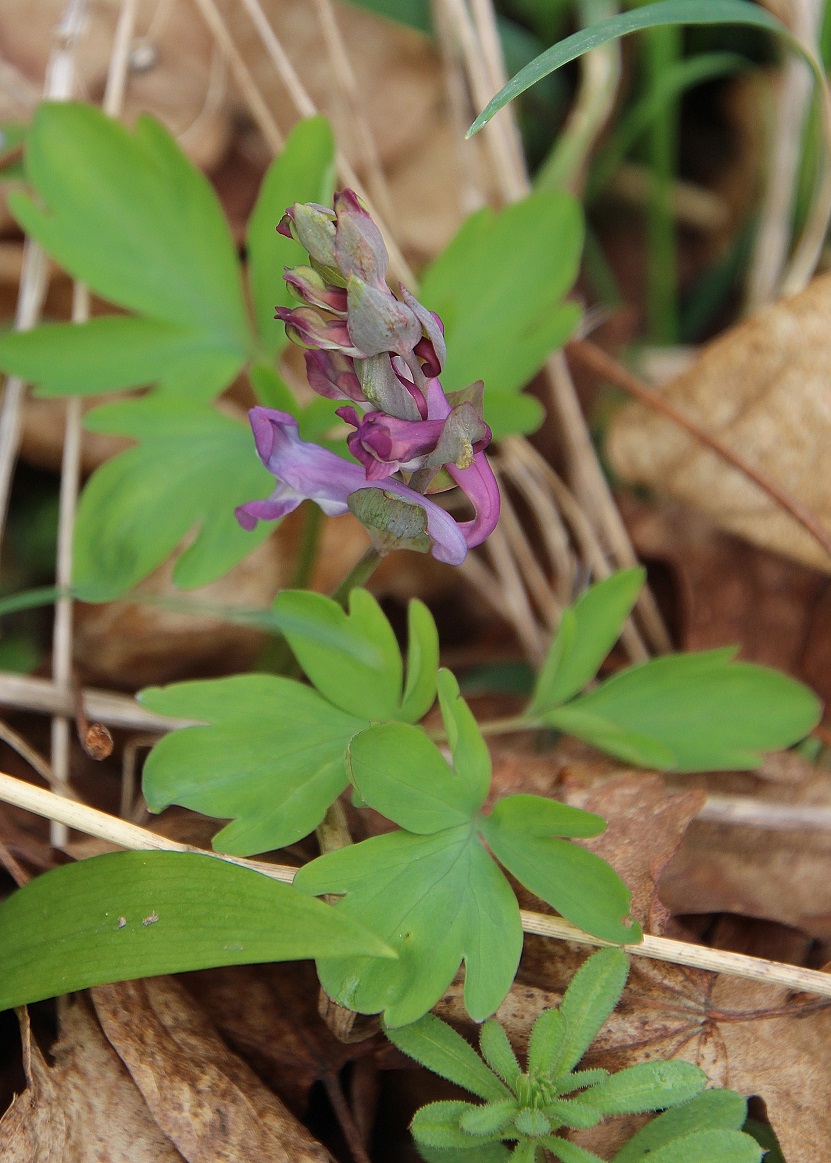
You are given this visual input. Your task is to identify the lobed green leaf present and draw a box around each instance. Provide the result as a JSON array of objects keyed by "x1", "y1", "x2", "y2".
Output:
[
  {"x1": 273, "y1": 588, "x2": 432, "y2": 722},
  {"x1": 11, "y1": 103, "x2": 251, "y2": 346},
  {"x1": 348, "y1": 723, "x2": 482, "y2": 833},
  {"x1": 0, "y1": 851, "x2": 393, "y2": 1011},
  {"x1": 481, "y1": 809, "x2": 640, "y2": 944},
  {"x1": 295, "y1": 827, "x2": 523, "y2": 1026},
  {"x1": 72, "y1": 401, "x2": 274, "y2": 598},
  {"x1": 419, "y1": 192, "x2": 583, "y2": 439},
  {"x1": 530, "y1": 569, "x2": 645, "y2": 714},
  {"x1": 545, "y1": 649, "x2": 822, "y2": 771},
  {"x1": 437, "y1": 669, "x2": 492, "y2": 804},
  {"x1": 140, "y1": 674, "x2": 367, "y2": 856}
]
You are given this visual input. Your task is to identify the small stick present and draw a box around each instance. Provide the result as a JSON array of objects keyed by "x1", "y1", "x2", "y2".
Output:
[
  {"x1": 569, "y1": 336, "x2": 831, "y2": 565},
  {"x1": 1, "y1": 770, "x2": 831, "y2": 999}
]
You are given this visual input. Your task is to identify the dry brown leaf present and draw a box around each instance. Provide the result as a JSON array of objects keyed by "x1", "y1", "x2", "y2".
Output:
[
  {"x1": 92, "y1": 975, "x2": 331, "y2": 1162},
  {"x1": 662, "y1": 758, "x2": 831, "y2": 940},
  {"x1": 0, "y1": 1003, "x2": 183, "y2": 1161},
  {"x1": 0, "y1": 0, "x2": 229, "y2": 171},
  {"x1": 607, "y1": 273, "x2": 831, "y2": 572}
]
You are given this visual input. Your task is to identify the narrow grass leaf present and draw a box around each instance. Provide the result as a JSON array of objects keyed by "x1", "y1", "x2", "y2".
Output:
[
  {"x1": 0, "y1": 851, "x2": 393, "y2": 1011},
  {"x1": 468, "y1": 2, "x2": 811, "y2": 138}
]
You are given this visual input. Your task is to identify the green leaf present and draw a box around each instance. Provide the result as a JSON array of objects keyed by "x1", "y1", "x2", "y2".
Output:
[
  {"x1": 481, "y1": 804, "x2": 640, "y2": 944},
  {"x1": 612, "y1": 1090, "x2": 748, "y2": 1162},
  {"x1": 386, "y1": 1013, "x2": 512, "y2": 1102},
  {"x1": 400, "y1": 599, "x2": 441, "y2": 721},
  {"x1": 412, "y1": 1102, "x2": 496, "y2": 1150},
  {"x1": 419, "y1": 193, "x2": 583, "y2": 439},
  {"x1": 0, "y1": 850, "x2": 393, "y2": 1010},
  {"x1": 294, "y1": 826, "x2": 523, "y2": 1026},
  {"x1": 343, "y1": 0, "x2": 431, "y2": 34},
  {"x1": 552, "y1": 949, "x2": 630, "y2": 1074},
  {"x1": 11, "y1": 103, "x2": 251, "y2": 347},
  {"x1": 530, "y1": 570, "x2": 645, "y2": 714},
  {"x1": 459, "y1": 1101, "x2": 519, "y2": 1136},
  {"x1": 140, "y1": 674, "x2": 367, "y2": 856},
  {"x1": 618, "y1": 1129, "x2": 763, "y2": 1163},
  {"x1": 545, "y1": 649, "x2": 823, "y2": 772},
  {"x1": 247, "y1": 116, "x2": 335, "y2": 355},
  {"x1": 0, "y1": 317, "x2": 242, "y2": 400},
  {"x1": 467, "y1": 2, "x2": 814, "y2": 138},
  {"x1": 545, "y1": 1140, "x2": 605, "y2": 1163},
  {"x1": 581, "y1": 1061, "x2": 706, "y2": 1115},
  {"x1": 273, "y1": 588, "x2": 435, "y2": 721},
  {"x1": 417, "y1": 1144, "x2": 511, "y2": 1163},
  {"x1": 348, "y1": 723, "x2": 484, "y2": 833},
  {"x1": 527, "y1": 1008, "x2": 570, "y2": 1080},
  {"x1": 437, "y1": 669, "x2": 491, "y2": 805},
  {"x1": 72, "y1": 400, "x2": 274, "y2": 599},
  {"x1": 479, "y1": 1020, "x2": 522, "y2": 1091}
]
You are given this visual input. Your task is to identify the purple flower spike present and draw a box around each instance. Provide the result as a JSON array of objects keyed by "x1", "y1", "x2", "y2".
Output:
[
  {"x1": 235, "y1": 408, "x2": 469, "y2": 566},
  {"x1": 304, "y1": 350, "x2": 364, "y2": 402},
  {"x1": 275, "y1": 305, "x2": 366, "y2": 358}
]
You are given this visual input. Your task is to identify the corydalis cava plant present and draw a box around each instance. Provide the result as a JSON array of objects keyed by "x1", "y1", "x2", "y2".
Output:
[{"x1": 235, "y1": 189, "x2": 500, "y2": 564}]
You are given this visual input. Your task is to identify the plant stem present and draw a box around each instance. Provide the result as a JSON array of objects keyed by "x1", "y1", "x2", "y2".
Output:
[
  {"x1": 428, "y1": 713, "x2": 536, "y2": 743},
  {"x1": 290, "y1": 500, "x2": 324, "y2": 589},
  {"x1": 330, "y1": 546, "x2": 384, "y2": 608},
  {"x1": 643, "y1": 19, "x2": 680, "y2": 344}
]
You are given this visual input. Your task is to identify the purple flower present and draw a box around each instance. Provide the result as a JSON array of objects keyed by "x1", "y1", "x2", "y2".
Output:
[{"x1": 235, "y1": 408, "x2": 470, "y2": 565}]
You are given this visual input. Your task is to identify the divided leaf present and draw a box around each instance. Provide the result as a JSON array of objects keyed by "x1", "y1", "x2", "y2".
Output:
[
  {"x1": 140, "y1": 674, "x2": 367, "y2": 856},
  {"x1": 73, "y1": 401, "x2": 274, "y2": 598},
  {"x1": 274, "y1": 588, "x2": 427, "y2": 721},
  {"x1": 419, "y1": 191, "x2": 584, "y2": 439},
  {"x1": 481, "y1": 800, "x2": 640, "y2": 944},
  {"x1": 531, "y1": 569, "x2": 645, "y2": 713},
  {"x1": 299, "y1": 697, "x2": 638, "y2": 1024},
  {"x1": 4, "y1": 103, "x2": 252, "y2": 392},
  {"x1": 294, "y1": 827, "x2": 523, "y2": 1026},
  {"x1": 0, "y1": 851, "x2": 393, "y2": 1011},
  {"x1": 545, "y1": 648, "x2": 822, "y2": 771}
]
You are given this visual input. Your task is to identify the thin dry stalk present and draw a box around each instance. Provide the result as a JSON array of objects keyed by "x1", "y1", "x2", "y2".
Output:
[
  {"x1": 468, "y1": 0, "x2": 527, "y2": 182},
  {"x1": 698, "y1": 794, "x2": 831, "y2": 831},
  {"x1": 483, "y1": 523, "x2": 546, "y2": 662},
  {"x1": 235, "y1": 0, "x2": 415, "y2": 286},
  {"x1": 311, "y1": 0, "x2": 394, "y2": 223},
  {"x1": 188, "y1": 0, "x2": 284, "y2": 152},
  {"x1": 492, "y1": 471, "x2": 562, "y2": 631},
  {"x1": 544, "y1": 353, "x2": 671, "y2": 656},
  {"x1": 2, "y1": 769, "x2": 831, "y2": 1000},
  {"x1": 457, "y1": 550, "x2": 513, "y2": 616},
  {"x1": 430, "y1": 0, "x2": 486, "y2": 216},
  {"x1": 0, "y1": 672, "x2": 194, "y2": 732},
  {"x1": 438, "y1": 0, "x2": 526, "y2": 203},
  {"x1": 0, "y1": 720, "x2": 56, "y2": 788},
  {"x1": 49, "y1": 0, "x2": 140, "y2": 848},
  {"x1": 750, "y1": 0, "x2": 828, "y2": 303}
]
